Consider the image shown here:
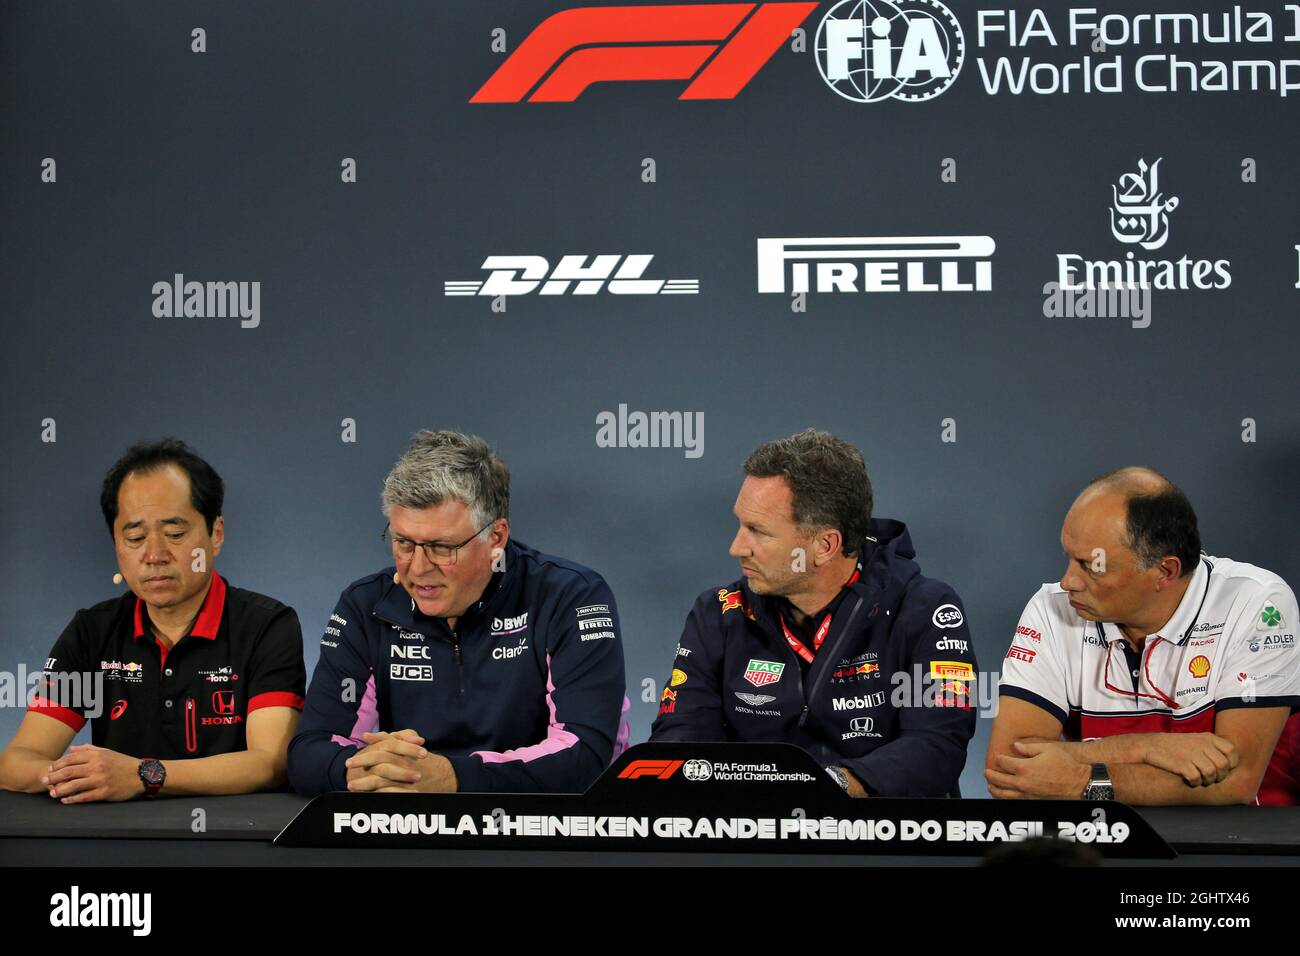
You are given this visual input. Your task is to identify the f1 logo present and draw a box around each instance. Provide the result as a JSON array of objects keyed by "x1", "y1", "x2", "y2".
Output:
[
  {"x1": 617, "y1": 758, "x2": 684, "y2": 779},
  {"x1": 212, "y1": 691, "x2": 236, "y2": 716},
  {"x1": 472, "y1": 3, "x2": 818, "y2": 102}
]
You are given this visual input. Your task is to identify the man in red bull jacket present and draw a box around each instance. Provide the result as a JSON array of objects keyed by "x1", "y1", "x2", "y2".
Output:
[{"x1": 650, "y1": 429, "x2": 978, "y2": 797}]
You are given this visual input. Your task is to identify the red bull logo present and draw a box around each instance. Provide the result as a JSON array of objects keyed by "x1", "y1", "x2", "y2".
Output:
[
  {"x1": 833, "y1": 662, "x2": 880, "y2": 679},
  {"x1": 718, "y1": 588, "x2": 744, "y2": 613}
]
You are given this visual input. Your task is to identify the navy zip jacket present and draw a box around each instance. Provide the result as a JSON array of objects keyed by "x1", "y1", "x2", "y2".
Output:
[
  {"x1": 288, "y1": 539, "x2": 628, "y2": 795},
  {"x1": 650, "y1": 519, "x2": 977, "y2": 797}
]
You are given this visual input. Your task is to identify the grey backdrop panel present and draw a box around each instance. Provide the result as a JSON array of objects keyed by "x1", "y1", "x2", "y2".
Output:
[{"x1": 2, "y1": 0, "x2": 1296, "y2": 798}]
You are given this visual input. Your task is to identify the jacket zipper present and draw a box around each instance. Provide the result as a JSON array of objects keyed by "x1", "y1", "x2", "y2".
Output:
[
  {"x1": 800, "y1": 595, "x2": 868, "y2": 728},
  {"x1": 749, "y1": 612, "x2": 811, "y2": 726},
  {"x1": 184, "y1": 697, "x2": 197, "y2": 753},
  {"x1": 373, "y1": 608, "x2": 468, "y2": 698},
  {"x1": 450, "y1": 632, "x2": 465, "y2": 697}
]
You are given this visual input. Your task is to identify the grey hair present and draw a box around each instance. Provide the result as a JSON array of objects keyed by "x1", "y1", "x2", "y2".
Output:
[{"x1": 381, "y1": 430, "x2": 510, "y2": 530}]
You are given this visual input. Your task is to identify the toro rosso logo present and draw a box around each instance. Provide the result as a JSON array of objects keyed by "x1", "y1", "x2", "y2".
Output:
[{"x1": 472, "y1": 3, "x2": 818, "y2": 102}]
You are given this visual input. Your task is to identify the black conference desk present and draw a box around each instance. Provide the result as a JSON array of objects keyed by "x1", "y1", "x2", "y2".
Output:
[{"x1": 1, "y1": 791, "x2": 1297, "y2": 866}]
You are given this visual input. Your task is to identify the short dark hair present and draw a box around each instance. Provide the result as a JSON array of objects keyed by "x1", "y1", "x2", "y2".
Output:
[
  {"x1": 100, "y1": 439, "x2": 225, "y2": 536},
  {"x1": 743, "y1": 429, "x2": 872, "y2": 557},
  {"x1": 1089, "y1": 467, "x2": 1201, "y2": 577}
]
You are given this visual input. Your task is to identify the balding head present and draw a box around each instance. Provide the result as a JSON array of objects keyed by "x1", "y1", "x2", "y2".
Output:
[
  {"x1": 1072, "y1": 467, "x2": 1201, "y2": 576},
  {"x1": 1085, "y1": 466, "x2": 1173, "y2": 499}
]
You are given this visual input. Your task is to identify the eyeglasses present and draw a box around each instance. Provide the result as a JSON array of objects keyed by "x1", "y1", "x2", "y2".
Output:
[{"x1": 381, "y1": 521, "x2": 495, "y2": 567}]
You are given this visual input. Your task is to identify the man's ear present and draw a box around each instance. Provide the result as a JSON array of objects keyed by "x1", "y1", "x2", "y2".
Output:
[
  {"x1": 1154, "y1": 555, "x2": 1183, "y2": 589},
  {"x1": 814, "y1": 529, "x2": 842, "y2": 567},
  {"x1": 209, "y1": 515, "x2": 225, "y2": 559}
]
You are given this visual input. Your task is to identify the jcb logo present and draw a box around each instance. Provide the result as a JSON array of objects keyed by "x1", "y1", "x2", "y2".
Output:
[
  {"x1": 472, "y1": 3, "x2": 817, "y2": 102},
  {"x1": 617, "y1": 759, "x2": 684, "y2": 779}
]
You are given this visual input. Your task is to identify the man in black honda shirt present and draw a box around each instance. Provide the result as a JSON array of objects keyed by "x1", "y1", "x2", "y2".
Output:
[
  {"x1": 0, "y1": 439, "x2": 305, "y2": 802},
  {"x1": 651, "y1": 429, "x2": 978, "y2": 798}
]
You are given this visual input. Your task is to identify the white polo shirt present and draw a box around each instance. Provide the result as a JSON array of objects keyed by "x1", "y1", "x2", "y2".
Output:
[{"x1": 998, "y1": 555, "x2": 1300, "y2": 804}]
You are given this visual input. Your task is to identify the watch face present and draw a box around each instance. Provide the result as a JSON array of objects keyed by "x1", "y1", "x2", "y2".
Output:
[{"x1": 140, "y1": 760, "x2": 165, "y2": 786}]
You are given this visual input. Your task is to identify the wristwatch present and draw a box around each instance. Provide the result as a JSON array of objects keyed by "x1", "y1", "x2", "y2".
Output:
[
  {"x1": 138, "y1": 758, "x2": 166, "y2": 799},
  {"x1": 1083, "y1": 762, "x2": 1113, "y2": 801},
  {"x1": 825, "y1": 766, "x2": 851, "y2": 792}
]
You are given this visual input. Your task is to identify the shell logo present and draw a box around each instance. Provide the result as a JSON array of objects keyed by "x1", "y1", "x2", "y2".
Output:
[{"x1": 1188, "y1": 655, "x2": 1212, "y2": 679}]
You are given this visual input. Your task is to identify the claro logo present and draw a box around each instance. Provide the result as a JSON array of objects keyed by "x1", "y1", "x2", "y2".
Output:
[{"x1": 471, "y1": 3, "x2": 817, "y2": 102}]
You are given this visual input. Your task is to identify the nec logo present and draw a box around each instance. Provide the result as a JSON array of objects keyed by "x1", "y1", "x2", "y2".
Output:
[
  {"x1": 617, "y1": 758, "x2": 684, "y2": 779},
  {"x1": 390, "y1": 644, "x2": 431, "y2": 660},
  {"x1": 471, "y1": 3, "x2": 817, "y2": 103}
]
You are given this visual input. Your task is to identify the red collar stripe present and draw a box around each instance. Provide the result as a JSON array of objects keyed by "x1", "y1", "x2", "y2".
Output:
[{"x1": 133, "y1": 574, "x2": 227, "y2": 642}]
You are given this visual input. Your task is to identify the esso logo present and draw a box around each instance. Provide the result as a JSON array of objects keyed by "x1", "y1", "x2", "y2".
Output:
[{"x1": 932, "y1": 604, "x2": 964, "y2": 628}]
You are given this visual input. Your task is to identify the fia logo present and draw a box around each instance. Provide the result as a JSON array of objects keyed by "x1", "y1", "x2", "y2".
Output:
[
  {"x1": 816, "y1": 0, "x2": 964, "y2": 103},
  {"x1": 1110, "y1": 158, "x2": 1179, "y2": 251}
]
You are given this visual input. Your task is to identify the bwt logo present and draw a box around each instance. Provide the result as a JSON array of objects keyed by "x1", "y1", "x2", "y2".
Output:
[
  {"x1": 445, "y1": 255, "x2": 698, "y2": 297},
  {"x1": 816, "y1": 0, "x2": 964, "y2": 103},
  {"x1": 617, "y1": 758, "x2": 684, "y2": 779},
  {"x1": 472, "y1": 3, "x2": 817, "y2": 102},
  {"x1": 757, "y1": 236, "x2": 994, "y2": 294},
  {"x1": 492, "y1": 612, "x2": 529, "y2": 635}
]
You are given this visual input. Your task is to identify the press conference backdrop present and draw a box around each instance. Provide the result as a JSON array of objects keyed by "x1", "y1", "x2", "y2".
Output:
[{"x1": 2, "y1": 0, "x2": 1297, "y2": 799}]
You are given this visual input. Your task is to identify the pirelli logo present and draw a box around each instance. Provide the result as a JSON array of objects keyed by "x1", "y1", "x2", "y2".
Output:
[{"x1": 929, "y1": 660, "x2": 974, "y2": 681}]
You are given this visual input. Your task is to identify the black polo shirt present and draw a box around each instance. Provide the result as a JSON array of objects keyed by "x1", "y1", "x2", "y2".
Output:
[{"x1": 29, "y1": 574, "x2": 306, "y2": 759}]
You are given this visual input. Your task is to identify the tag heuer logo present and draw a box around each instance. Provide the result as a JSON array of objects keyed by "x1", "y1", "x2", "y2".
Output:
[{"x1": 744, "y1": 659, "x2": 785, "y2": 687}]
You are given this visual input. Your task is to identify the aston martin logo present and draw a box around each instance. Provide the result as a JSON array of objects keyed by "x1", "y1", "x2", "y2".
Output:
[{"x1": 735, "y1": 693, "x2": 778, "y2": 706}]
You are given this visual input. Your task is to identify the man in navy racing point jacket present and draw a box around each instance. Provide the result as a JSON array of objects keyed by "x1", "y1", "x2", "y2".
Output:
[
  {"x1": 288, "y1": 431, "x2": 628, "y2": 795},
  {"x1": 650, "y1": 430, "x2": 978, "y2": 798}
]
